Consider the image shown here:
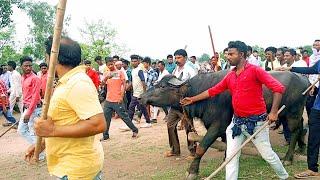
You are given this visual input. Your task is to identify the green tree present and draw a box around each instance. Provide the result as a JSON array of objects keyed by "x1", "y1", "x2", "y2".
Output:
[
  {"x1": 79, "y1": 19, "x2": 128, "y2": 61},
  {"x1": 21, "y1": 1, "x2": 70, "y2": 60},
  {"x1": 198, "y1": 53, "x2": 210, "y2": 62},
  {"x1": 0, "y1": 0, "x2": 21, "y2": 29},
  {"x1": 252, "y1": 45, "x2": 265, "y2": 61}
]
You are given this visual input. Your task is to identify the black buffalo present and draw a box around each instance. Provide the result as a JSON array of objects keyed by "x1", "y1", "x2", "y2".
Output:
[{"x1": 140, "y1": 70, "x2": 309, "y2": 179}]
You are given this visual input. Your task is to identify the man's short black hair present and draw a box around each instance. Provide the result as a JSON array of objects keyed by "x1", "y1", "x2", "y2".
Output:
[
  {"x1": 223, "y1": 48, "x2": 229, "y2": 52},
  {"x1": 142, "y1": 57, "x2": 151, "y2": 64},
  {"x1": 7, "y1": 61, "x2": 16, "y2": 70},
  {"x1": 174, "y1": 49, "x2": 188, "y2": 57},
  {"x1": 190, "y1": 56, "x2": 196, "y2": 59},
  {"x1": 285, "y1": 49, "x2": 297, "y2": 56},
  {"x1": 83, "y1": 60, "x2": 91, "y2": 65},
  {"x1": 247, "y1": 45, "x2": 252, "y2": 52},
  {"x1": 105, "y1": 58, "x2": 114, "y2": 64},
  {"x1": 228, "y1": 41, "x2": 248, "y2": 58},
  {"x1": 265, "y1": 46, "x2": 277, "y2": 54},
  {"x1": 45, "y1": 36, "x2": 81, "y2": 68},
  {"x1": 20, "y1": 56, "x2": 33, "y2": 66},
  {"x1": 112, "y1": 55, "x2": 120, "y2": 60},
  {"x1": 122, "y1": 59, "x2": 130, "y2": 65},
  {"x1": 314, "y1": 39, "x2": 320, "y2": 42},
  {"x1": 158, "y1": 61, "x2": 165, "y2": 66},
  {"x1": 105, "y1": 56, "x2": 112, "y2": 62},
  {"x1": 253, "y1": 50, "x2": 258, "y2": 53},
  {"x1": 39, "y1": 62, "x2": 48, "y2": 68},
  {"x1": 151, "y1": 61, "x2": 157, "y2": 65},
  {"x1": 95, "y1": 56, "x2": 102, "y2": 61},
  {"x1": 0, "y1": 64, "x2": 6, "y2": 68},
  {"x1": 277, "y1": 48, "x2": 285, "y2": 55},
  {"x1": 130, "y1": 54, "x2": 140, "y2": 60},
  {"x1": 167, "y1": 54, "x2": 173, "y2": 59}
]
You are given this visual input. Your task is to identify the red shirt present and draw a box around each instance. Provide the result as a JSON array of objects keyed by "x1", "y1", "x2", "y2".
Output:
[
  {"x1": 303, "y1": 56, "x2": 310, "y2": 66},
  {"x1": 40, "y1": 72, "x2": 48, "y2": 98},
  {"x1": 22, "y1": 72, "x2": 41, "y2": 116},
  {"x1": 0, "y1": 79, "x2": 9, "y2": 107},
  {"x1": 208, "y1": 62, "x2": 285, "y2": 117},
  {"x1": 86, "y1": 68, "x2": 100, "y2": 89}
]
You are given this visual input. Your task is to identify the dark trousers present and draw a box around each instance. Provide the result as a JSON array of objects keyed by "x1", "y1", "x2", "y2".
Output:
[
  {"x1": 128, "y1": 96, "x2": 150, "y2": 123},
  {"x1": 278, "y1": 117, "x2": 291, "y2": 142},
  {"x1": 167, "y1": 108, "x2": 196, "y2": 155},
  {"x1": 306, "y1": 87, "x2": 318, "y2": 118},
  {"x1": 125, "y1": 91, "x2": 132, "y2": 110},
  {"x1": 307, "y1": 108, "x2": 320, "y2": 172},
  {"x1": 103, "y1": 101, "x2": 138, "y2": 138}
]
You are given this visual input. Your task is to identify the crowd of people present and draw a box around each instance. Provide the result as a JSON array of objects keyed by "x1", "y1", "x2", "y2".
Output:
[{"x1": 0, "y1": 36, "x2": 319, "y2": 179}]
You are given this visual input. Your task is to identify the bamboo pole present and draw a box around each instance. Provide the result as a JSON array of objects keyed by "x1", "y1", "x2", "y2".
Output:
[
  {"x1": 0, "y1": 121, "x2": 19, "y2": 138},
  {"x1": 34, "y1": 0, "x2": 68, "y2": 162},
  {"x1": 302, "y1": 76, "x2": 320, "y2": 95},
  {"x1": 205, "y1": 105, "x2": 286, "y2": 180},
  {"x1": 208, "y1": 25, "x2": 216, "y2": 54}
]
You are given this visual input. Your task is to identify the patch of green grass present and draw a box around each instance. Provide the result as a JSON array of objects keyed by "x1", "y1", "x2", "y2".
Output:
[{"x1": 150, "y1": 155, "x2": 307, "y2": 180}]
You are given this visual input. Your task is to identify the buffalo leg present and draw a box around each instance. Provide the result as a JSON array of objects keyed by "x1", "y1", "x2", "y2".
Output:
[
  {"x1": 188, "y1": 122, "x2": 221, "y2": 175},
  {"x1": 283, "y1": 128, "x2": 300, "y2": 165}
]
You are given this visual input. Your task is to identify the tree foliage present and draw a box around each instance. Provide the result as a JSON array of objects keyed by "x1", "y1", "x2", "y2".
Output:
[
  {"x1": 198, "y1": 53, "x2": 210, "y2": 62},
  {"x1": 20, "y1": 1, "x2": 70, "y2": 60},
  {"x1": 80, "y1": 19, "x2": 128, "y2": 61},
  {"x1": 0, "y1": 0, "x2": 21, "y2": 29}
]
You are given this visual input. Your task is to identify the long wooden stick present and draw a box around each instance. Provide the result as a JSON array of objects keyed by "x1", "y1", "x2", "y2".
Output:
[
  {"x1": 0, "y1": 121, "x2": 19, "y2": 138},
  {"x1": 302, "y1": 77, "x2": 320, "y2": 95},
  {"x1": 34, "y1": 0, "x2": 67, "y2": 162},
  {"x1": 208, "y1": 25, "x2": 216, "y2": 54},
  {"x1": 205, "y1": 105, "x2": 286, "y2": 180}
]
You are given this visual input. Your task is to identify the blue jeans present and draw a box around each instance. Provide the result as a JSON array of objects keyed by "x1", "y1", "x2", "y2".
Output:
[
  {"x1": 1, "y1": 107, "x2": 17, "y2": 123},
  {"x1": 17, "y1": 107, "x2": 41, "y2": 145}
]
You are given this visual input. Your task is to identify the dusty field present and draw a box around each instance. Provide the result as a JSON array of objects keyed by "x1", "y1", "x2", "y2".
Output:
[{"x1": 0, "y1": 111, "x2": 309, "y2": 180}]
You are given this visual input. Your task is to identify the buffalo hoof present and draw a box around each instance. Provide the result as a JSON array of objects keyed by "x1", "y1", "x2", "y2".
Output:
[
  {"x1": 282, "y1": 160, "x2": 292, "y2": 166},
  {"x1": 185, "y1": 172, "x2": 198, "y2": 180}
]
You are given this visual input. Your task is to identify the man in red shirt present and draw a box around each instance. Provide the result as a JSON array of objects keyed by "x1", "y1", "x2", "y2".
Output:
[
  {"x1": 39, "y1": 62, "x2": 48, "y2": 99},
  {"x1": 17, "y1": 56, "x2": 43, "y2": 160},
  {"x1": 84, "y1": 60, "x2": 100, "y2": 90},
  {"x1": 181, "y1": 41, "x2": 288, "y2": 180}
]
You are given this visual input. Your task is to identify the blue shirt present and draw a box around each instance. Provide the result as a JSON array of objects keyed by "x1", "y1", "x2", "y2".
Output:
[
  {"x1": 291, "y1": 60, "x2": 320, "y2": 110},
  {"x1": 166, "y1": 63, "x2": 176, "y2": 74}
]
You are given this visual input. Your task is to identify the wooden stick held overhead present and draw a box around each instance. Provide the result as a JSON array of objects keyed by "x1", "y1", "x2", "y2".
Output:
[
  {"x1": 34, "y1": 0, "x2": 68, "y2": 162},
  {"x1": 205, "y1": 105, "x2": 286, "y2": 180},
  {"x1": 208, "y1": 25, "x2": 216, "y2": 54}
]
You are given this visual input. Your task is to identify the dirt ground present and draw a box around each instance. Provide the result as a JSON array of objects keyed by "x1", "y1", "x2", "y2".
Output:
[{"x1": 0, "y1": 111, "x2": 308, "y2": 180}]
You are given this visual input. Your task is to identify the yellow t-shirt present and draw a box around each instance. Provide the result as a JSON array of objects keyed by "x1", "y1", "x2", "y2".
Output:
[{"x1": 46, "y1": 65, "x2": 104, "y2": 180}]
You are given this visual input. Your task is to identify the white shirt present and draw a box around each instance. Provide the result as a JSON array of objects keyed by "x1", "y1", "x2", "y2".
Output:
[
  {"x1": 120, "y1": 67, "x2": 128, "y2": 81},
  {"x1": 156, "y1": 69, "x2": 170, "y2": 83},
  {"x1": 172, "y1": 62, "x2": 197, "y2": 82},
  {"x1": 98, "y1": 64, "x2": 107, "y2": 80},
  {"x1": 9, "y1": 70, "x2": 22, "y2": 97},
  {"x1": 247, "y1": 54, "x2": 260, "y2": 66},
  {"x1": 292, "y1": 60, "x2": 308, "y2": 68},
  {"x1": 308, "y1": 53, "x2": 320, "y2": 87}
]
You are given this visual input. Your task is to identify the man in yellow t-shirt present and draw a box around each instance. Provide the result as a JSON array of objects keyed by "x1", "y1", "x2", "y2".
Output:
[{"x1": 25, "y1": 36, "x2": 106, "y2": 180}]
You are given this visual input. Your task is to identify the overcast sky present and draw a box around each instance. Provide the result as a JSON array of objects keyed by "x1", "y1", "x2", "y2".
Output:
[{"x1": 12, "y1": 0, "x2": 320, "y2": 59}]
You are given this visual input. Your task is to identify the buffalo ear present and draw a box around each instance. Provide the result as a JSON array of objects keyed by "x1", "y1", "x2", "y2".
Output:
[{"x1": 168, "y1": 77, "x2": 185, "y2": 87}]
